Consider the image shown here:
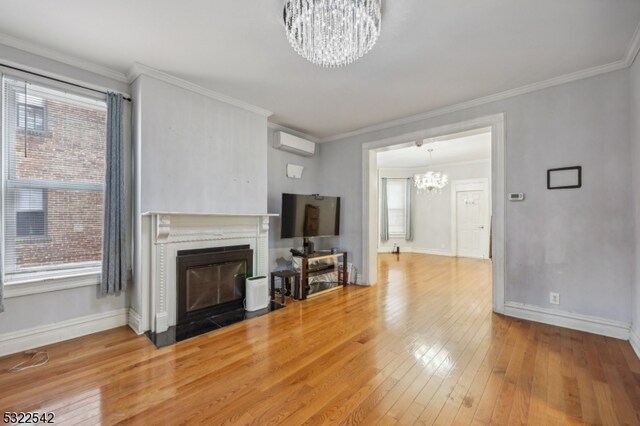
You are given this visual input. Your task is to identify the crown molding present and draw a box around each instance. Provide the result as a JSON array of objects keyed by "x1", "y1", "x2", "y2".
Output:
[
  {"x1": 0, "y1": 32, "x2": 129, "y2": 83},
  {"x1": 2, "y1": 19, "x2": 640, "y2": 139},
  {"x1": 624, "y1": 21, "x2": 640, "y2": 66},
  {"x1": 127, "y1": 62, "x2": 273, "y2": 118},
  {"x1": 320, "y1": 24, "x2": 640, "y2": 142},
  {"x1": 322, "y1": 59, "x2": 628, "y2": 143}
]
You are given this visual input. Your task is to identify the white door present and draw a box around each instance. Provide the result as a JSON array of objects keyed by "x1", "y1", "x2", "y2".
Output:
[{"x1": 455, "y1": 184, "x2": 488, "y2": 259}]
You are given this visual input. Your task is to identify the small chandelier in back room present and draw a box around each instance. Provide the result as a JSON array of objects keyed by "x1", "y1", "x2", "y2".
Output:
[
  {"x1": 413, "y1": 144, "x2": 449, "y2": 194},
  {"x1": 283, "y1": 0, "x2": 383, "y2": 68}
]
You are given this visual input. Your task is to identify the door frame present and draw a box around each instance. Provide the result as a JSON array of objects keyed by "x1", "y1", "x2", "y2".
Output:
[
  {"x1": 362, "y1": 113, "x2": 506, "y2": 314},
  {"x1": 451, "y1": 178, "x2": 491, "y2": 259}
]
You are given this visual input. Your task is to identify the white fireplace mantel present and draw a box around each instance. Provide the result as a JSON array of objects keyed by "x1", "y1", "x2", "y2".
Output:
[{"x1": 134, "y1": 213, "x2": 275, "y2": 334}]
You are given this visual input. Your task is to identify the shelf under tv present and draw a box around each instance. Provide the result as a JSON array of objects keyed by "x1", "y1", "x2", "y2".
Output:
[{"x1": 290, "y1": 251, "x2": 348, "y2": 300}]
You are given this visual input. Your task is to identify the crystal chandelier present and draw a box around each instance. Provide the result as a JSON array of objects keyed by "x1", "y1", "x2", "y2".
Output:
[
  {"x1": 414, "y1": 148, "x2": 449, "y2": 194},
  {"x1": 283, "y1": 0, "x2": 382, "y2": 68}
]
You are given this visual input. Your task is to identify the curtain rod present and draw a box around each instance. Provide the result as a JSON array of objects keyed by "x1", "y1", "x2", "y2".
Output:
[{"x1": 0, "y1": 63, "x2": 132, "y2": 102}]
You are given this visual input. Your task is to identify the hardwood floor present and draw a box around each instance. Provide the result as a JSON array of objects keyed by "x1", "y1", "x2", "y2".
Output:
[{"x1": 1, "y1": 253, "x2": 639, "y2": 425}]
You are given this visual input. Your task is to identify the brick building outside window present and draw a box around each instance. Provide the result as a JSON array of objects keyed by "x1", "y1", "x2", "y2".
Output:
[{"x1": 2, "y1": 77, "x2": 107, "y2": 280}]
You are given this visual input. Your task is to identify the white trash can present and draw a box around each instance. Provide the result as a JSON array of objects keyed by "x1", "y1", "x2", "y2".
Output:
[{"x1": 245, "y1": 276, "x2": 269, "y2": 311}]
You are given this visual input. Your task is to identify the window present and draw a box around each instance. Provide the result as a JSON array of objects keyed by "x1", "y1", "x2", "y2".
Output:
[
  {"x1": 387, "y1": 179, "x2": 407, "y2": 235},
  {"x1": 2, "y1": 77, "x2": 107, "y2": 280},
  {"x1": 16, "y1": 92, "x2": 47, "y2": 132},
  {"x1": 15, "y1": 188, "x2": 47, "y2": 237}
]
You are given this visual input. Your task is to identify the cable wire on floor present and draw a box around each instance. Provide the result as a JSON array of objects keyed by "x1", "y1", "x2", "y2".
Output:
[{"x1": 7, "y1": 350, "x2": 49, "y2": 373}]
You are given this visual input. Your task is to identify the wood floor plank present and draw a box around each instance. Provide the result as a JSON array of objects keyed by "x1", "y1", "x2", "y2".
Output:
[
  {"x1": 0, "y1": 253, "x2": 639, "y2": 425},
  {"x1": 546, "y1": 326, "x2": 569, "y2": 424}
]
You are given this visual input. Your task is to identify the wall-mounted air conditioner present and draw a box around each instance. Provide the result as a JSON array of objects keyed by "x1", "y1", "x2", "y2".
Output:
[{"x1": 273, "y1": 131, "x2": 316, "y2": 157}]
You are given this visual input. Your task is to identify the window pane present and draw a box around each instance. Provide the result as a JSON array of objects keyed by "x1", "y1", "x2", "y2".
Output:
[
  {"x1": 388, "y1": 208, "x2": 405, "y2": 235},
  {"x1": 16, "y1": 187, "x2": 44, "y2": 211},
  {"x1": 386, "y1": 180, "x2": 407, "y2": 235},
  {"x1": 17, "y1": 104, "x2": 45, "y2": 131},
  {"x1": 3, "y1": 77, "x2": 107, "y2": 275},
  {"x1": 17, "y1": 211, "x2": 45, "y2": 237}
]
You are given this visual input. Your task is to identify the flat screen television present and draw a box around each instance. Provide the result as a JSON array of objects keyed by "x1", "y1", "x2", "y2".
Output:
[{"x1": 280, "y1": 193, "x2": 340, "y2": 239}]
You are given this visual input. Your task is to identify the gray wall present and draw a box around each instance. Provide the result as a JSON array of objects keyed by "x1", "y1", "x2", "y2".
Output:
[
  {"x1": 317, "y1": 137, "x2": 363, "y2": 267},
  {"x1": 0, "y1": 44, "x2": 130, "y2": 334},
  {"x1": 631, "y1": 57, "x2": 640, "y2": 338},
  {"x1": 137, "y1": 74, "x2": 268, "y2": 215},
  {"x1": 322, "y1": 70, "x2": 634, "y2": 323},
  {"x1": 267, "y1": 128, "x2": 330, "y2": 268},
  {"x1": 131, "y1": 77, "x2": 143, "y2": 316},
  {"x1": 0, "y1": 286, "x2": 127, "y2": 334},
  {"x1": 379, "y1": 162, "x2": 491, "y2": 253}
]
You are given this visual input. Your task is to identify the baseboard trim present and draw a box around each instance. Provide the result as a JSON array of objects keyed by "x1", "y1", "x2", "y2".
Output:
[
  {"x1": 378, "y1": 246, "x2": 413, "y2": 253},
  {"x1": 411, "y1": 248, "x2": 454, "y2": 257},
  {"x1": 128, "y1": 308, "x2": 144, "y2": 335},
  {"x1": 0, "y1": 308, "x2": 129, "y2": 357},
  {"x1": 377, "y1": 247, "x2": 454, "y2": 257},
  {"x1": 377, "y1": 247, "x2": 399, "y2": 253},
  {"x1": 504, "y1": 302, "x2": 630, "y2": 340},
  {"x1": 630, "y1": 327, "x2": 640, "y2": 359}
]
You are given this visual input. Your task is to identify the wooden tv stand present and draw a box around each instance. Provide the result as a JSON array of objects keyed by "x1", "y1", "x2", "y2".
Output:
[{"x1": 291, "y1": 251, "x2": 348, "y2": 300}]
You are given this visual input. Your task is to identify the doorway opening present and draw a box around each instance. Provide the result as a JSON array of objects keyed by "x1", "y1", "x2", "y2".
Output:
[{"x1": 362, "y1": 114, "x2": 505, "y2": 313}]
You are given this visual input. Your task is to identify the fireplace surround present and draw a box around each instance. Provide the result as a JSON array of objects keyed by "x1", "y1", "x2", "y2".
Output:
[{"x1": 132, "y1": 213, "x2": 273, "y2": 334}]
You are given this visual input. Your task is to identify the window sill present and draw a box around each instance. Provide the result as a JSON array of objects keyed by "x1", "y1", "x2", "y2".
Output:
[
  {"x1": 15, "y1": 236, "x2": 52, "y2": 244},
  {"x1": 4, "y1": 268, "x2": 101, "y2": 298},
  {"x1": 388, "y1": 234, "x2": 408, "y2": 238},
  {"x1": 17, "y1": 129, "x2": 52, "y2": 138}
]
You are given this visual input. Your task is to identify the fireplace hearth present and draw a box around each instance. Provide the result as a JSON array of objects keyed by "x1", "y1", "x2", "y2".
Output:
[{"x1": 146, "y1": 299, "x2": 284, "y2": 348}]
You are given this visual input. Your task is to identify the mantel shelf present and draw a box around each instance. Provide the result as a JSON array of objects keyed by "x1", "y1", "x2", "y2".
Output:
[{"x1": 142, "y1": 211, "x2": 279, "y2": 217}]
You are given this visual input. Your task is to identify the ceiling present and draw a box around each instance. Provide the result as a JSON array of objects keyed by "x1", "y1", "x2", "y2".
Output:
[
  {"x1": 0, "y1": 1, "x2": 639, "y2": 140},
  {"x1": 377, "y1": 130, "x2": 491, "y2": 168}
]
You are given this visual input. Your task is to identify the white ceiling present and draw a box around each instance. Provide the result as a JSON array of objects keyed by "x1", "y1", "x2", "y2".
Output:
[
  {"x1": 377, "y1": 130, "x2": 491, "y2": 168},
  {"x1": 0, "y1": 1, "x2": 639, "y2": 139}
]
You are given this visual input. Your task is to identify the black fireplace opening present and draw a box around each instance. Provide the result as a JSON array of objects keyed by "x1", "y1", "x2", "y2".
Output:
[
  {"x1": 176, "y1": 245, "x2": 253, "y2": 326},
  {"x1": 144, "y1": 244, "x2": 285, "y2": 349}
]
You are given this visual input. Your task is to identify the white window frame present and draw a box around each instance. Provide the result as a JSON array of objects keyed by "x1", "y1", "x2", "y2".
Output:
[{"x1": 0, "y1": 69, "x2": 106, "y2": 297}]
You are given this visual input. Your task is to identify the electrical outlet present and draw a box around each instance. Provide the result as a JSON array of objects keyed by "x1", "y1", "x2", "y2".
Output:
[{"x1": 549, "y1": 292, "x2": 560, "y2": 305}]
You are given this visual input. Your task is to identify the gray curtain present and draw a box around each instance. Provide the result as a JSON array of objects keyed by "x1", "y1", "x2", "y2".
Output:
[
  {"x1": 405, "y1": 178, "x2": 414, "y2": 241},
  {"x1": 101, "y1": 93, "x2": 126, "y2": 295},
  {"x1": 0, "y1": 254, "x2": 3, "y2": 313},
  {"x1": 380, "y1": 177, "x2": 389, "y2": 242},
  {"x1": 0, "y1": 178, "x2": 3, "y2": 311}
]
